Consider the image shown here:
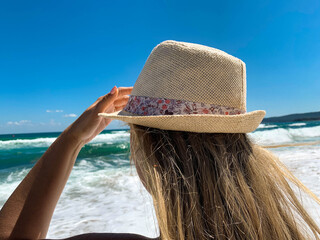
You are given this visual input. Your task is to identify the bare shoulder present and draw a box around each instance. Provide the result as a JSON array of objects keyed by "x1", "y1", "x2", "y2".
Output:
[{"x1": 45, "y1": 233, "x2": 160, "y2": 240}]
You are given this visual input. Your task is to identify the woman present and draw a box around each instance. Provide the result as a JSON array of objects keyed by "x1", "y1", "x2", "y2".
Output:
[{"x1": 0, "y1": 40, "x2": 319, "y2": 240}]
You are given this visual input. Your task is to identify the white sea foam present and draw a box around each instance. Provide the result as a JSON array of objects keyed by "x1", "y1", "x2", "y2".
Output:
[
  {"x1": 249, "y1": 125, "x2": 320, "y2": 145},
  {"x1": 249, "y1": 128, "x2": 292, "y2": 145},
  {"x1": 0, "y1": 161, "x2": 159, "y2": 238},
  {"x1": 257, "y1": 124, "x2": 277, "y2": 129},
  {"x1": 270, "y1": 146, "x2": 320, "y2": 224},
  {"x1": 288, "y1": 125, "x2": 320, "y2": 138},
  {"x1": 90, "y1": 131, "x2": 129, "y2": 144},
  {"x1": 288, "y1": 122, "x2": 307, "y2": 127},
  {"x1": 0, "y1": 137, "x2": 56, "y2": 149},
  {"x1": 0, "y1": 131, "x2": 130, "y2": 150},
  {"x1": 47, "y1": 164, "x2": 159, "y2": 238}
]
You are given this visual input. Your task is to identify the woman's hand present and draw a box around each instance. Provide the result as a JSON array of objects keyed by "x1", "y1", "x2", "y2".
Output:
[{"x1": 64, "y1": 86, "x2": 133, "y2": 146}]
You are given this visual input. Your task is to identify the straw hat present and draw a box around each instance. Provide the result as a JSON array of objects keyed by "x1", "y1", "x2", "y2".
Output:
[{"x1": 98, "y1": 40, "x2": 266, "y2": 133}]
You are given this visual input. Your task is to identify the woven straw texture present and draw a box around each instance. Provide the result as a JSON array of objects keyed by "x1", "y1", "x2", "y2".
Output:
[
  {"x1": 99, "y1": 40, "x2": 266, "y2": 133},
  {"x1": 98, "y1": 110, "x2": 265, "y2": 133},
  {"x1": 131, "y1": 40, "x2": 246, "y2": 110}
]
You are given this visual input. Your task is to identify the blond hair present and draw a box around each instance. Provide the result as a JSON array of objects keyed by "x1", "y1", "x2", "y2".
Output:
[{"x1": 129, "y1": 124, "x2": 320, "y2": 240}]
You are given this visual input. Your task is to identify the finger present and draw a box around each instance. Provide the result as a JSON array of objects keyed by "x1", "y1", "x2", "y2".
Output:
[
  {"x1": 114, "y1": 104, "x2": 127, "y2": 111},
  {"x1": 114, "y1": 95, "x2": 130, "y2": 107},
  {"x1": 117, "y1": 87, "x2": 133, "y2": 96},
  {"x1": 91, "y1": 87, "x2": 131, "y2": 109},
  {"x1": 92, "y1": 87, "x2": 132, "y2": 108},
  {"x1": 95, "y1": 86, "x2": 118, "y2": 112}
]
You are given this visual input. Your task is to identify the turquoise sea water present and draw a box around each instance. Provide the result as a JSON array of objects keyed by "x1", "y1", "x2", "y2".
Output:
[
  {"x1": 0, "y1": 121, "x2": 320, "y2": 238},
  {"x1": 1, "y1": 121, "x2": 319, "y2": 170},
  {"x1": 0, "y1": 129, "x2": 130, "y2": 170}
]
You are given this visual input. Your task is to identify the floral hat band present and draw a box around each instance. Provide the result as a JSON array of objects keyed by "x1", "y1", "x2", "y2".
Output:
[{"x1": 123, "y1": 95, "x2": 246, "y2": 116}]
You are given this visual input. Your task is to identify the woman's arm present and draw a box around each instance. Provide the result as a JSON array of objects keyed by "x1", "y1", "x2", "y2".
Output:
[{"x1": 0, "y1": 86, "x2": 132, "y2": 240}]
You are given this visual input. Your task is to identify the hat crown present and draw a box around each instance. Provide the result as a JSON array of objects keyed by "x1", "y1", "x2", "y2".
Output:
[{"x1": 131, "y1": 40, "x2": 246, "y2": 111}]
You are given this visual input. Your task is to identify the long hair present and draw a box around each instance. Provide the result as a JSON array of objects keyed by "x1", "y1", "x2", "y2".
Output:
[{"x1": 129, "y1": 123, "x2": 320, "y2": 240}]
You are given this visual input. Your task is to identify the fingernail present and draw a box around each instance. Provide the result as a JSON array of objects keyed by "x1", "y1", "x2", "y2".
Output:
[{"x1": 110, "y1": 86, "x2": 117, "y2": 95}]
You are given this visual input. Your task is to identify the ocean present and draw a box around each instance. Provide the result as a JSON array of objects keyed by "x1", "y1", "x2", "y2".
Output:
[{"x1": 0, "y1": 121, "x2": 320, "y2": 238}]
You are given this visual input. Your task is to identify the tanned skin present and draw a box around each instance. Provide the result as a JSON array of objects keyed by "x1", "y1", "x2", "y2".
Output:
[{"x1": 0, "y1": 86, "x2": 159, "y2": 240}]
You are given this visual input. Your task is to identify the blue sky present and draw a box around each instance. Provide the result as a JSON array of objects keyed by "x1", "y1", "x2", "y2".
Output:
[{"x1": 0, "y1": 0, "x2": 319, "y2": 134}]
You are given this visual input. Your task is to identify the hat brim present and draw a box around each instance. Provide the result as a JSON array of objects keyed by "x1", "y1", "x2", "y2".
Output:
[{"x1": 98, "y1": 110, "x2": 266, "y2": 133}]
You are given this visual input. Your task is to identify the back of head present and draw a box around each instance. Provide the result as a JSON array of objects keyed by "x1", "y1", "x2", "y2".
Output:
[
  {"x1": 129, "y1": 124, "x2": 320, "y2": 240},
  {"x1": 98, "y1": 40, "x2": 320, "y2": 239}
]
